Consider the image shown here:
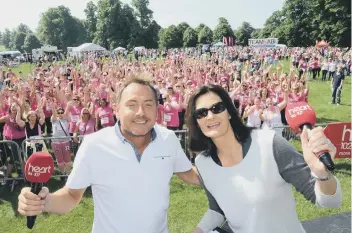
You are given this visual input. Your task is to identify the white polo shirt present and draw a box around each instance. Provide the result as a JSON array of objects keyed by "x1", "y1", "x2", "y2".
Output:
[{"x1": 66, "y1": 123, "x2": 192, "y2": 233}]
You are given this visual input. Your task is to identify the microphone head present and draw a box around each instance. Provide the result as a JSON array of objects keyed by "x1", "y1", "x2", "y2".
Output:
[
  {"x1": 25, "y1": 152, "x2": 54, "y2": 183},
  {"x1": 285, "y1": 102, "x2": 316, "y2": 133}
]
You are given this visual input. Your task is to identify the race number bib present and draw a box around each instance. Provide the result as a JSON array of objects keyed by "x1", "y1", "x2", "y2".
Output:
[
  {"x1": 101, "y1": 117, "x2": 109, "y2": 125},
  {"x1": 71, "y1": 115, "x2": 79, "y2": 122},
  {"x1": 164, "y1": 114, "x2": 171, "y2": 122},
  {"x1": 29, "y1": 136, "x2": 43, "y2": 143}
]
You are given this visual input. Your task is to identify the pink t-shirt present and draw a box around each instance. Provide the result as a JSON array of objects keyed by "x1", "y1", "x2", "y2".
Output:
[
  {"x1": 289, "y1": 93, "x2": 303, "y2": 103},
  {"x1": 0, "y1": 105, "x2": 8, "y2": 117},
  {"x1": 76, "y1": 119, "x2": 95, "y2": 135},
  {"x1": 69, "y1": 106, "x2": 83, "y2": 133},
  {"x1": 3, "y1": 116, "x2": 26, "y2": 139},
  {"x1": 96, "y1": 106, "x2": 115, "y2": 127},
  {"x1": 164, "y1": 102, "x2": 179, "y2": 128},
  {"x1": 43, "y1": 103, "x2": 53, "y2": 118},
  {"x1": 157, "y1": 104, "x2": 165, "y2": 125}
]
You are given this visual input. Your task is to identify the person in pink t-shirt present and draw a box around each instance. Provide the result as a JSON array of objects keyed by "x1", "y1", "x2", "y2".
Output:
[
  {"x1": 289, "y1": 84, "x2": 304, "y2": 103},
  {"x1": 156, "y1": 104, "x2": 165, "y2": 126},
  {"x1": 163, "y1": 93, "x2": 180, "y2": 130},
  {"x1": 73, "y1": 108, "x2": 95, "y2": 144},
  {"x1": 0, "y1": 103, "x2": 26, "y2": 180},
  {"x1": 65, "y1": 95, "x2": 84, "y2": 135},
  {"x1": 95, "y1": 98, "x2": 115, "y2": 129}
]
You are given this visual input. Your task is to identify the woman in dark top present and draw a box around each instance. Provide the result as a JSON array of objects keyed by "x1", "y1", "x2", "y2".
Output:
[
  {"x1": 186, "y1": 85, "x2": 341, "y2": 233},
  {"x1": 25, "y1": 110, "x2": 45, "y2": 158}
]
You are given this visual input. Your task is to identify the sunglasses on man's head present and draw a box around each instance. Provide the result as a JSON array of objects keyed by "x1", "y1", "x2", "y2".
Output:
[
  {"x1": 57, "y1": 111, "x2": 64, "y2": 114},
  {"x1": 194, "y1": 102, "x2": 226, "y2": 120}
]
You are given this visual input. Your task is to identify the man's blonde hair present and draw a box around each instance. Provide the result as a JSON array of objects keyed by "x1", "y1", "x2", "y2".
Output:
[{"x1": 117, "y1": 72, "x2": 158, "y2": 104}]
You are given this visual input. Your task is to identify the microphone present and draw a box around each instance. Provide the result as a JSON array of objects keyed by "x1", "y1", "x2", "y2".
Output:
[
  {"x1": 285, "y1": 102, "x2": 335, "y2": 171},
  {"x1": 24, "y1": 152, "x2": 54, "y2": 229}
]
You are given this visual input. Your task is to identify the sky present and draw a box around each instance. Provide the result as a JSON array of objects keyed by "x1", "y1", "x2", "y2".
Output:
[{"x1": 0, "y1": 0, "x2": 285, "y2": 32}]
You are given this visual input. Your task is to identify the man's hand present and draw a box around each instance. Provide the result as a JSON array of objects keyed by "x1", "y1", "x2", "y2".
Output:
[{"x1": 18, "y1": 187, "x2": 50, "y2": 216}]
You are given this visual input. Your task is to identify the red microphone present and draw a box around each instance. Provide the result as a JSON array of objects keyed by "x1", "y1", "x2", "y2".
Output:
[
  {"x1": 285, "y1": 102, "x2": 335, "y2": 171},
  {"x1": 24, "y1": 152, "x2": 54, "y2": 229}
]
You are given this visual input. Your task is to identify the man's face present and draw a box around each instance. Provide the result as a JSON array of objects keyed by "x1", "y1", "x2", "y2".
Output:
[{"x1": 118, "y1": 83, "x2": 157, "y2": 137}]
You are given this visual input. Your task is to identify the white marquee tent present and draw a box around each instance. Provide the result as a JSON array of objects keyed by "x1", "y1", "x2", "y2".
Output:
[{"x1": 73, "y1": 43, "x2": 106, "y2": 53}]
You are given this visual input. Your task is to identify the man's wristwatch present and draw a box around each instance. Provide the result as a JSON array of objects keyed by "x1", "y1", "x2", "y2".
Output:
[{"x1": 311, "y1": 170, "x2": 332, "y2": 181}]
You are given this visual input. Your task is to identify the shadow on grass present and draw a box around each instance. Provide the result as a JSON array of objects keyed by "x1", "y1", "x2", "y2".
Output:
[
  {"x1": 334, "y1": 162, "x2": 352, "y2": 176},
  {"x1": 316, "y1": 117, "x2": 341, "y2": 124},
  {"x1": 0, "y1": 177, "x2": 92, "y2": 218}
]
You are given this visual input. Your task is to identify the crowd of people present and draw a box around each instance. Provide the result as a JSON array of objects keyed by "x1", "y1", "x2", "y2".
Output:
[{"x1": 0, "y1": 45, "x2": 350, "y2": 184}]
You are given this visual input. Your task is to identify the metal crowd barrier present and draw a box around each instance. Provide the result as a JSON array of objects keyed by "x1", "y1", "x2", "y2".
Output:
[
  {"x1": 0, "y1": 140, "x2": 25, "y2": 191},
  {"x1": 3, "y1": 125, "x2": 324, "y2": 190},
  {"x1": 21, "y1": 136, "x2": 84, "y2": 180},
  {"x1": 174, "y1": 130, "x2": 188, "y2": 153},
  {"x1": 272, "y1": 123, "x2": 328, "y2": 141}
]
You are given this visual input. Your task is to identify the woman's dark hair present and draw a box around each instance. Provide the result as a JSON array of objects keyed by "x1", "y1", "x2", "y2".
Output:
[{"x1": 186, "y1": 84, "x2": 253, "y2": 155}]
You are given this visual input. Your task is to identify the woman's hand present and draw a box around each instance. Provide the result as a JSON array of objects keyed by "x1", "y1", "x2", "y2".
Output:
[{"x1": 300, "y1": 126, "x2": 336, "y2": 176}]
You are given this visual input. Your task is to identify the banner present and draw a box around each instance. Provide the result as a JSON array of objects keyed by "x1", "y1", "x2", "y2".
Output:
[
  {"x1": 324, "y1": 122, "x2": 351, "y2": 159},
  {"x1": 248, "y1": 38, "x2": 278, "y2": 47}
]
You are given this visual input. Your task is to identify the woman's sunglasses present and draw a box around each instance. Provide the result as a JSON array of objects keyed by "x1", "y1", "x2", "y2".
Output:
[{"x1": 194, "y1": 102, "x2": 226, "y2": 120}]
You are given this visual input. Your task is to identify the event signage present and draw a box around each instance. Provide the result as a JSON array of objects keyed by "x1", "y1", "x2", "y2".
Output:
[
  {"x1": 248, "y1": 38, "x2": 278, "y2": 47},
  {"x1": 324, "y1": 122, "x2": 351, "y2": 159}
]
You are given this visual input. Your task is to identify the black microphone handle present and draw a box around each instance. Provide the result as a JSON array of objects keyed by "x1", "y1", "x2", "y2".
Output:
[
  {"x1": 301, "y1": 124, "x2": 335, "y2": 171},
  {"x1": 27, "y1": 182, "x2": 43, "y2": 229}
]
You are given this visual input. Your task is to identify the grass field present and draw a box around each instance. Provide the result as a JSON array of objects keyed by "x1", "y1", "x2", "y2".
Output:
[{"x1": 0, "y1": 61, "x2": 351, "y2": 233}]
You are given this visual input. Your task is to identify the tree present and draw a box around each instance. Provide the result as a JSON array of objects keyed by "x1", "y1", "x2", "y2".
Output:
[
  {"x1": 198, "y1": 26, "x2": 213, "y2": 44},
  {"x1": 183, "y1": 27, "x2": 198, "y2": 47},
  {"x1": 251, "y1": 29, "x2": 261, "y2": 39},
  {"x1": 213, "y1": 17, "x2": 234, "y2": 42},
  {"x1": 132, "y1": 0, "x2": 160, "y2": 47},
  {"x1": 1, "y1": 29, "x2": 12, "y2": 48},
  {"x1": 177, "y1": 22, "x2": 190, "y2": 37},
  {"x1": 119, "y1": 4, "x2": 141, "y2": 49},
  {"x1": 259, "y1": 10, "x2": 285, "y2": 38},
  {"x1": 23, "y1": 33, "x2": 42, "y2": 52},
  {"x1": 144, "y1": 20, "x2": 161, "y2": 48},
  {"x1": 95, "y1": 0, "x2": 144, "y2": 49},
  {"x1": 84, "y1": 1, "x2": 98, "y2": 41},
  {"x1": 258, "y1": 0, "x2": 350, "y2": 47},
  {"x1": 159, "y1": 25, "x2": 182, "y2": 48},
  {"x1": 279, "y1": 0, "x2": 316, "y2": 47},
  {"x1": 132, "y1": 0, "x2": 153, "y2": 30},
  {"x1": 37, "y1": 6, "x2": 86, "y2": 50},
  {"x1": 11, "y1": 31, "x2": 27, "y2": 51},
  {"x1": 312, "y1": 0, "x2": 351, "y2": 47},
  {"x1": 17, "y1": 24, "x2": 32, "y2": 34},
  {"x1": 235, "y1": 22, "x2": 255, "y2": 45},
  {"x1": 195, "y1": 24, "x2": 206, "y2": 35}
]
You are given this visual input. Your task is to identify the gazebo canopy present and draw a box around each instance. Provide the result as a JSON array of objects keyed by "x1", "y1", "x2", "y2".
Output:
[{"x1": 73, "y1": 43, "x2": 106, "y2": 52}]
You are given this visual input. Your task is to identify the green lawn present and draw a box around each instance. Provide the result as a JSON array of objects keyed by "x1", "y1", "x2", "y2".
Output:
[
  {"x1": 0, "y1": 44, "x2": 7, "y2": 52},
  {"x1": 0, "y1": 62, "x2": 351, "y2": 233}
]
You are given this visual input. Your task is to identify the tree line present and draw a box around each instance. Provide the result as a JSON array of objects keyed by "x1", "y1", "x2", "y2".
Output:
[{"x1": 0, "y1": 0, "x2": 350, "y2": 53}]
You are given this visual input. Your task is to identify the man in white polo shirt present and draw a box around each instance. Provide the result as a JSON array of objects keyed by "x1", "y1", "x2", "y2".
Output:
[{"x1": 18, "y1": 75, "x2": 200, "y2": 233}]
